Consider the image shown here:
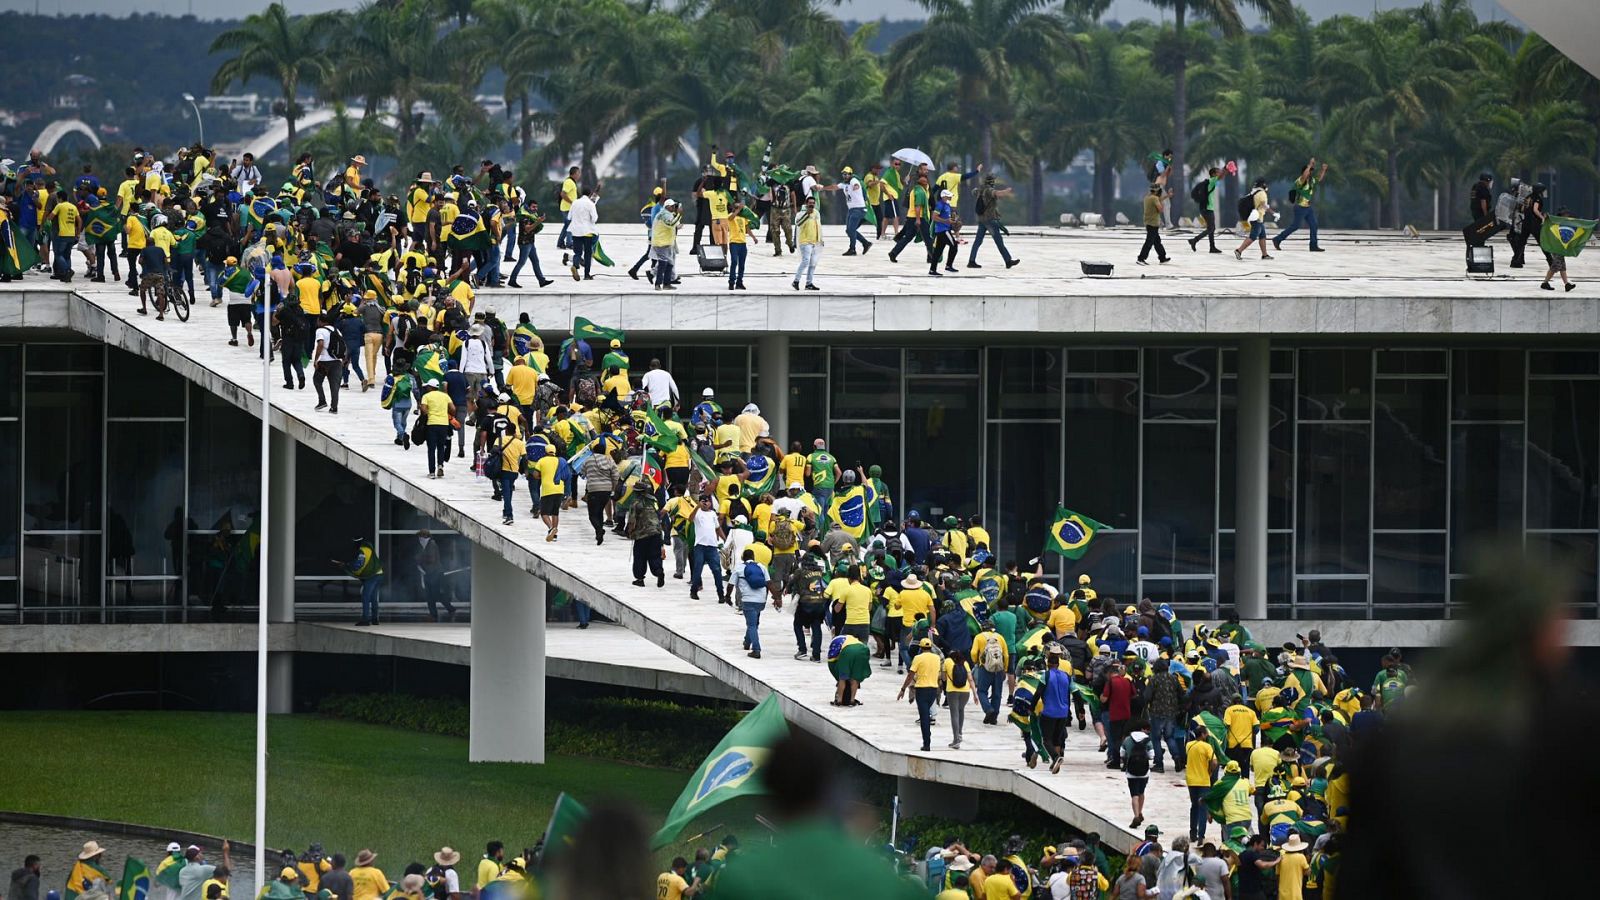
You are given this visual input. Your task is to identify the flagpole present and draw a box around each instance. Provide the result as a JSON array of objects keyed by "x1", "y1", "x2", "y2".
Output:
[{"x1": 254, "y1": 273, "x2": 270, "y2": 896}]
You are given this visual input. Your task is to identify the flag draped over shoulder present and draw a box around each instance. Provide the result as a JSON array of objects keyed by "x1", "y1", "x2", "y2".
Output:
[
  {"x1": 118, "y1": 858, "x2": 152, "y2": 900},
  {"x1": 651, "y1": 694, "x2": 789, "y2": 849},
  {"x1": 572, "y1": 316, "x2": 625, "y2": 343},
  {"x1": 742, "y1": 453, "x2": 778, "y2": 499},
  {"x1": 83, "y1": 196, "x2": 121, "y2": 245},
  {"x1": 152, "y1": 854, "x2": 183, "y2": 890},
  {"x1": 1191, "y1": 711, "x2": 1227, "y2": 759},
  {"x1": 1540, "y1": 215, "x2": 1598, "y2": 257},
  {"x1": 447, "y1": 212, "x2": 491, "y2": 251},
  {"x1": 1202, "y1": 771, "x2": 1243, "y2": 824},
  {"x1": 828, "y1": 485, "x2": 869, "y2": 542},
  {"x1": 1044, "y1": 506, "x2": 1106, "y2": 560},
  {"x1": 65, "y1": 860, "x2": 109, "y2": 900}
]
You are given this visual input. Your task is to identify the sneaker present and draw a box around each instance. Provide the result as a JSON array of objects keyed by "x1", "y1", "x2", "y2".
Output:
[
  {"x1": 1566, "y1": 283, "x2": 1577, "y2": 292},
  {"x1": 1209, "y1": 248, "x2": 1224, "y2": 254},
  {"x1": 1272, "y1": 237, "x2": 1283, "y2": 251},
  {"x1": 841, "y1": 249, "x2": 857, "y2": 257},
  {"x1": 502, "y1": 517, "x2": 513, "y2": 525},
  {"x1": 1026, "y1": 752, "x2": 1038, "y2": 769},
  {"x1": 508, "y1": 279, "x2": 522, "y2": 288},
  {"x1": 1234, "y1": 249, "x2": 1243, "y2": 260},
  {"x1": 690, "y1": 590, "x2": 700, "y2": 600},
  {"x1": 792, "y1": 281, "x2": 799, "y2": 290},
  {"x1": 657, "y1": 574, "x2": 665, "y2": 587},
  {"x1": 538, "y1": 278, "x2": 554, "y2": 288},
  {"x1": 1051, "y1": 756, "x2": 1063, "y2": 774},
  {"x1": 1309, "y1": 247, "x2": 1326, "y2": 252},
  {"x1": 966, "y1": 262, "x2": 982, "y2": 268},
  {"x1": 794, "y1": 651, "x2": 809, "y2": 660},
  {"x1": 1260, "y1": 254, "x2": 1274, "y2": 260},
  {"x1": 944, "y1": 266, "x2": 958, "y2": 273},
  {"x1": 632, "y1": 578, "x2": 645, "y2": 586},
  {"x1": 862, "y1": 240, "x2": 872, "y2": 253},
  {"x1": 1006, "y1": 259, "x2": 1020, "y2": 269},
  {"x1": 805, "y1": 284, "x2": 819, "y2": 291},
  {"x1": 1136, "y1": 259, "x2": 1149, "y2": 266},
  {"x1": 747, "y1": 650, "x2": 761, "y2": 659},
  {"x1": 570, "y1": 265, "x2": 580, "y2": 281},
  {"x1": 1541, "y1": 282, "x2": 1555, "y2": 291},
  {"x1": 1159, "y1": 257, "x2": 1170, "y2": 263}
]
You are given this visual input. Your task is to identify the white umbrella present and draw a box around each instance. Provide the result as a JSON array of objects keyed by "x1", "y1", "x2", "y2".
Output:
[{"x1": 891, "y1": 147, "x2": 933, "y2": 168}]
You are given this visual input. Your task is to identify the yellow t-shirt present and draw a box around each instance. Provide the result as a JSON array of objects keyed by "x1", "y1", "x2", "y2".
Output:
[
  {"x1": 560, "y1": 177, "x2": 577, "y2": 212},
  {"x1": 942, "y1": 657, "x2": 971, "y2": 693},
  {"x1": 475, "y1": 858, "x2": 499, "y2": 889},
  {"x1": 201, "y1": 877, "x2": 228, "y2": 900},
  {"x1": 709, "y1": 191, "x2": 729, "y2": 221},
  {"x1": 982, "y1": 871, "x2": 1020, "y2": 900},
  {"x1": 891, "y1": 585, "x2": 933, "y2": 626},
  {"x1": 506, "y1": 365, "x2": 539, "y2": 404},
  {"x1": 747, "y1": 541, "x2": 772, "y2": 567},
  {"x1": 936, "y1": 171, "x2": 963, "y2": 207},
  {"x1": 348, "y1": 867, "x2": 389, "y2": 900},
  {"x1": 1223, "y1": 704, "x2": 1259, "y2": 749},
  {"x1": 295, "y1": 275, "x2": 324, "y2": 316},
  {"x1": 408, "y1": 186, "x2": 431, "y2": 224},
  {"x1": 1047, "y1": 604, "x2": 1077, "y2": 637},
  {"x1": 780, "y1": 453, "x2": 807, "y2": 487},
  {"x1": 1185, "y1": 739, "x2": 1216, "y2": 787},
  {"x1": 655, "y1": 872, "x2": 688, "y2": 900},
  {"x1": 713, "y1": 423, "x2": 743, "y2": 461},
  {"x1": 967, "y1": 525, "x2": 991, "y2": 548},
  {"x1": 148, "y1": 226, "x2": 175, "y2": 260},
  {"x1": 602, "y1": 372, "x2": 631, "y2": 399},
  {"x1": 1221, "y1": 777, "x2": 1253, "y2": 824},
  {"x1": 865, "y1": 174, "x2": 884, "y2": 205},
  {"x1": 420, "y1": 390, "x2": 452, "y2": 425},
  {"x1": 116, "y1": 178, "x2": 138, "y2": 215},
  {"x1": 52, "y1": 201, "x2": 79, "y2": 237},
  {"x1": 1249, "y1": 746, "x2": 1281, "y2": 788},
  {"x1": 827, "y1": 581, "x2": 873, "y2": 625},
  {"x1": 1275, "y1": 850, "x2": 1308, "y2": 900},
  {"x1": 124, "y1": 213, "x2": 148, "y2": 250},
  {"x1": 909, "y1": 651, "x2": 941, "y2": 688},
  {"x1": 727, "y1": 213, "x2": 749, "y2": 244},
  {"x1": 534, "y1": 454, "x2": 564, "y2": 496},
  {"x1": 797, "y1": 211, "x2": 820, "y2": 245},
  {"x1": 498, "y1": 436, "x2": 526, "y2": 474}
]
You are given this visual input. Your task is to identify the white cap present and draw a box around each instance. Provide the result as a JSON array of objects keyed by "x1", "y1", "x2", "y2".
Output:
[
  {"x1": 166, "y1": 842, "x2": 182, "y2": 853},
  {"x1": 665, "y1": 198, "x2": 679, "y2": 208},
  {"x1": 742, "y1": 403, "x2": 760, "y2": 415},
  {"x1": 734, "y1": 515, "x2": 749, "y2": 524},
  {"x1": 787, "y1": 480, "x2": 804, "y2": 490},
  {"x1": 702, "y1": 387, "x2": 715, "y2": 397},
  {"x1": 425, "y1": 378, "x2": 440, "y2": 387},
  {"x1": 497, "y1": 392, "x2": 510, "y2": 403},
  {"x1": 939, "y1": 189, "x2": 953, "y2": 199}
]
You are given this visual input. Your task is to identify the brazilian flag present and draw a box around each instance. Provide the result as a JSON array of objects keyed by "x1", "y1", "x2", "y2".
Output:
[
  {"x1": 742, "y1": 453, "x2": 778, "y2": 499},
  {"x1": 65, "y1": 859, "x2": 109, "y2": 900},
  {"x1": 1540, "y1": 215, "x2": 1599, "y2": 257},
  {"x1": 152, "y1": 854, "x2": 183, "y2": 890},
  {"x1": 539, "y1": 792, "x2": 589, "y2": 867},
  {"x1": 1191, "y1": 710, "x2": 1227, "y2": 759},
  {"x1": 1, "y1": 215, "x2": 39, "y2": 277},
  {"x1": 650, "y1": 694, "x2": 789, "y2": 848},
  {"x1": 414, "y1": 346, "x2": 446, "y2": 384},
  {"x1": 828, "y1": 484, "x2": 869, "y2": 542},
  {"x1": 118, "y1": 858, "x2": 152, "y2": 900},
  {"x1": 447, "y1": 212, "x2": 492, "y2": 251},
  {"x1": 83, "y1": 196, "x2": 122, "y2": 245},
  {"x1": 1202, "y1": 770, "x2": 1244, "y2": 825},
  {"x1": 1044, "y1": 506, "x2": 1106, "y2": 560},
  {"x1": 640, "y1": 405, "x2": 680, "y2": 453},
  {"x1": 220, "y1": 264, "x2": 257, "y2": 297},
  {"x1": 246, "y1": 196, "x2": 278, "y2": 233},
  {"x1": 572, "y1": 316, "x2": 625, "y2": 343},
  {"x1": 512, "y1": 322, "x2": 539, "y2": 357}
]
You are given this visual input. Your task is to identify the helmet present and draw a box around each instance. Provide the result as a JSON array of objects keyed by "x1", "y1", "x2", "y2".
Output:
[{"x1": 840, "y1": 470, "x2": 857, "y2": 485}]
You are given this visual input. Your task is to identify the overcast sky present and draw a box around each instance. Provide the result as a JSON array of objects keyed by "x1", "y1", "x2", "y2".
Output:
[{"x1": 2, "y1": 0, "x2": 1517, "y2": 26}]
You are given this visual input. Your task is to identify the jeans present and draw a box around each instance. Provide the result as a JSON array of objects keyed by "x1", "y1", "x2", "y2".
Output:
[
  {"x1": 570, "y1": 234, "x2": 595, "y2": 276},
  {"x1": 124, "y1": 247, "x2": 140, "y2": 289},
  {"x1": 1107, "y1": 717, "x2": 1129, "y2": 765},
  {"x1": 359, "y1": 575, "x2": 382, "y2": 623},
  {"x1": 95, "y1": 243, "x2": 119, "y2": 280},
  {"x1": 392, "y1": 403, "x2": 412, "y2": 439},
  {"x1": 510, "y1": 240, "x2": 546, "y2": 283},
  {"x1": 741, "y1": 601, "x2": 763, "y2": 653},
  {"x1": 1192, "y1": 209, "x2": 1217, "y2": 250},
  {"x1": 312, "y1": 360, "x2": 342, "y2": 410},
  {"x1": 281, "y1": 348, "x2": 304, "y2": 386},
  {"x1": 969, "y1": 219, "x2": 1013, "y2": 265},
  {"x1": 501, "y1": 472, "x2": 518, "y2": 520},
  {"x1": 844, "y1": 207, "x2": 867, "y2": 251},
  {"x1": 1151, "y1": 716, "x2": 1184, "y2": 768},
  {"x1": 556, "y1": 211, "x2": 572, "y2": 249},
  {"x1": 813, "y1": 486, "x2": 833, "y2": 513},
  {"x1": 427, "y1": 423, "x2": 452, "y2": 474},
  {"x1": 480, "y1": 247, "x2": 501, "y2": 284},
  {"x1": 672, "y1": 534, "x2": 689, "y2": 576},
  {"x1": 889, "y1": 218, "x2": 920, "y2": 259},
  {"x1": 343, "y1": 343, "x2": 364, "y2": 387},
  {"x1": 422, "y1": 567, "x2": 454, "y2": 619},
  {"x1": 794, "y1": 243, "x2": 818, "y2": 285},
  {"x1": 794, "y1": 615, "x2": 822, "y2": 657},
  {"x1": 204, "y1": 256, "x2": 225, "y2": 299},
  {"x1": 503, "y1": 226, "x2": 517, "y2": 261},
  {"x1": 974, "y1": 667, "x2": 1003, "y2": 717},
  {"x1": 1189, "y1": 786, "x2": 1210, "y2": 839},
  {"x1": 585, "y1": 490, "x2": 611, "y2": 537},
  {"x1": 52, "y1": 236, "x2": 74, "y2": 278},
  {"x1": 727, "y1": 242, "x2": 747, "y2": 285},
  {"x1": 1274, "y1": 205, "x2": 1319, "y2": 248},
  {"x1": 173, "y1": 252, "x2": 196, "y2": 300},
  {"x1": 948, "y1": 692, "x2": 968, "y2": 744},
  {"x1": 690, "y1": 544, "x2": 724, "y2": 596},
  {"x1": 575, "y1": 600, "x2": 592, "y2": 626},
  {"x1": 914, "y1": 686, "x2": 939, "y2": 749}
]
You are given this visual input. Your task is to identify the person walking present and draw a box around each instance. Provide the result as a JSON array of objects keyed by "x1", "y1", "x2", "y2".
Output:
[
  {"x1": 1188, "y1": 167, "x2": 1222, "y2": 253},
  {"x1": 1040, "y1": 646, "x2": 1074, "y2": 774},
  {"x1": 792, "y1": 195, "x2": 821, "y2": 291},
  {"x1": 1120, "y1": 720, "x2": 1154, "y2": 828},
  {"x1": 1235, "y1": 179, "x2": 1274, "y2": 260},
  {"x1": 887, "y1": 172, "x2": 931, "y2": 264},
  {"x1": 1136, "y1": 185, "x2": 1170, "y2": 266},
  {"x1": 414, "y1": 528, "x2": 456, "y2": 621},
  {"x1": 734, "y1": 548, "x2": 769, "y2": 658},
  {"x1": 343, "y1": 538, "x2": 384, "y2": 626},
  {"x1": 490, "y1": 421, "x2": 524, "y2": 526},
  {"x1": 897, "y1": 637, "x2": 942, "y2": 752},
  {"x1": 555, "y1": 166, "x2": 579, "y2": 260},
  {"x1": 927, "y1": 189, "x2": 957, "y2": 276},
  {"x1": 1101, "y1": 661, "x2": 1135, "y2": 768},
  {"x1": 726, "y1": 199, "x2": 750, "y2": 290},
  {"x1": 419, "y1": 379, "x2": 456, "y2": 478},
  {"x1": 943, "y1": 647, "x2": 971, "y2": 749},
  {"x1": 1184, "y1": 725, "x2": 1218, "y2": 842},
  {"x1": 689, "y1": 494, "x2": 726, "y2": 600},
  {"x1": 1273, "y1": 158, "x2": 1328, "y2": 252},
  {"x1": 765, "y1": 178, "x2": 795, "y2": 257},
  {"x1": 836, "y1": 166, "x2": 871, "y2": 255},
  {"x1": 566, "y1": 185, "x2": 599, "y2": 281},
  {"x1": 581, "y1": 447, "x2": 619, "y2": 545},
  {"x1": 1541, "y1": 203, "x2": 1579, "y2": 292},
  {"x1": 311, "y1": 313, "x2": 343, "y2": 414},
  {"x1": 626, "y1": 485, "x2": 666, "y2": 588},
  {"x1": 967, "y1": 174, "x2": 1018, "y2": 269}
]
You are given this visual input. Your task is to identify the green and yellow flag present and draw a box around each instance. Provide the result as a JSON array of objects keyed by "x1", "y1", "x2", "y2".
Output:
[
  {"x1": 641, "y1": 406, "x2": 681, "y2": 453},
  {"x1": 1044, "y1": 506, "x2": 1106, "y2": 559},
  {"x1": 650, "y1": 694, "x2": 789, "y2": 848},
  {"x1": 572, "y1": 316, "x2": 625, "y2": 343},
  {"x1": 83, "y1": 196, "x2": 122, "y2": 245},
  {"x1": 118, "y1": 858, "x2": 152, "y2": 900},
  {"x1": 65, "y1": 859, "x2": 109, "y2": 900},
  {"x1": 152, "y1": 853, "x2": 184, "y2": 890},
  {"x1": 538, "y1": 792, "x2": 589, "y2": 868},
  {"x1": 1540, "y1": 215, "x2": 1599, "y2": 257}
]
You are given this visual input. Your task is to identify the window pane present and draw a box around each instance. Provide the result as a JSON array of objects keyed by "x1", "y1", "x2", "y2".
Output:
[
  {"x1": 1529, "y1": 350, "x2": 1599, "y2": 376},
  {"x1": 1526, "y1": 379, "x2": 1598, "y2": 530},
  {"x1": 1295, "y1": 578, "x2": 1369, "y2": 618},
  {"x1": 381, "y1": 489, "x2": 453, "y2": 533},
  {"x1": 905, "y1": 378, "x2": 980, "y2": 521},
  {"x1": 107, "y1": 348, "x2": 186, "y2": 418},
  {"x1": 1143, "y1": 347, "x2": 1217, "y2": 420},
  {"x1": 1219, "y1": 377, "x2": 1294, "y2": 531},
  {"x1": 1450, "y1": 424, "x2": 1523, "y2": 572},
  {"x1": 1372, "y1": 533, "x2": 1446, "y2": 618},
  {"x1": 1142, "y1": 423, "x2": 1215, "y2": 575},
  {"x1": 24, "y1": 374, "x2": 102, "y2": 530},
  {"x1": 669, "y1": 346, "x2": 750, "y2": 407},
  {"x1": 906, "y1": 347, "x2": 979, "y2": 375},
  {"x1": 1526, "y1": 533, "x2": 1598, "y2": 618},
  {"x1": 1069, "y1": 349, "x2": 1138, "y2": 375},
  {"x1": 1066, "y1": 531, "x2": 1137, "y2": 603},
  {"x1": 790, "y1": 345, "x2": 827, "y2": 375},
  {"x1": 187, "y1": 531, "x2": 259, "y2": 617},
  {"x1": 1375, "y1": 349, "x2": 1447, "y2": 376},
  {"x1": 1451, "y1": 349, "x2": 1523, "y2": 420},
  {"x1": 107, "y1": 422, "x2": 186, "y2": 577},
  {"x1": 986, "y1": 422, "x2": 1060, "y2": 568},
  {"x1": 1373, "y1": 379, "x2": 1448, "y2": 529},
  {"x1": 379, "y1": 532, "x2": 472, "y2": 611},
  {"x1": 0, "y1": 421, "x2": 17, "y2": 577},
  {"x1": 1064, "y1": 378, "x2": 1139, "y2": 529},
  {"x1": 0, "y1": 345, "x2": 20, "y2": 417},
  {"x1": 1298, "y1": 348, "x2": 1371, "y2": 421},
  {"x1": 1297, "y1": 423, "x2": 1370, "y2": 574},
  {"x1": 787, "y1": 377, "x2": 827, "y2": 450},
  {"x1": 830, "y1": 422, "x2": 900, "y2": 502},
  {"x1": 1140, "y1": 578, "x2": 1215, "y2": 622},
  {"x1": 21, "y1": 533, "x2": 101, "y2": 622},
  {"x1": 987, "y1": 348, "x2": 1061, "y2": 419},
  {"x1": 106, "y1": 579, "x2": 182, "y2": 623},
  {"x1": 296, "y1": 447, "x2": 375, "y2": 577},
  {"x1": 831, "y1": 347, "x2": 901, "y2": 419},
  {"x1": 1218, "y1": 531, "x2": 1292, "y2": 619},
  {"x1": 188, "y1": 385, "x2": 261, "y2": 531},
  {"x1": 26, "y1": 344, "x2": 103, "y2": 373}
]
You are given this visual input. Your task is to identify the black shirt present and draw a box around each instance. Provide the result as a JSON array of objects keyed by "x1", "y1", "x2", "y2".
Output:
[
  {"x1": 335, "y1": 240, "x2": 373, "y2": 269},
  {"x1": 9, "y1": 868, "x2": 39, "y2": 900},
  {"x1": 319, "y1": 869, "x2": 353, "y2": 900},
  {"x1": 1470, "y1": 181, "x2": 1493, "y2": 219},
  {"x1": 1237, "y1": 850, "x2": 1270, "y2": 894}
]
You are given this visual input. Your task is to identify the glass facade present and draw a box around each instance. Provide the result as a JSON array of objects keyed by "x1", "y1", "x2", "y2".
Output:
[{"x1": 4, "y1": 339, "x2": 1600, "y2": 624}]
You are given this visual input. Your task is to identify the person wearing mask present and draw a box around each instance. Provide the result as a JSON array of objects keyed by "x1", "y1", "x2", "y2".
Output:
[{"x1": 927, "y1": 189, "x2": 957, "y2": 276}]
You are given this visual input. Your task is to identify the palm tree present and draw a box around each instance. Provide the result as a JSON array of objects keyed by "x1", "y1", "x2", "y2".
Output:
[
  {"x1": 209, "y1": 2, "x2": 336, "y2": 158},
  {"x1": 1189, "y1": 49, "x2": 1312, "y2": 216},
  {"x1": 886, "y1": 0, "x2": 1075, "y2": 168},
  {"x1": 1145, "y1": 0, "x2": 1295, "y2": 204},
  {"x1": 332, "y1": 0, "x2": 483, "y2": 148},
  {"x1": 1478, "y1": 101, "x2": 1598, "y2": 182},
  {"x1": 297, "y1": 103, "x2": 398, "y2": 171}
]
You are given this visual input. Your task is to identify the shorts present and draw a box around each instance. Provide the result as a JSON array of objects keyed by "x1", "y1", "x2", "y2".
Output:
[
  {"x1": 539, "y1": 495, "x2": 562, "y2": 516},
  {"x1": 884, "y1": 618, "x2": 903, "y2": 644},
  {"x1": 227, "y1": 304, "x2": 253, "y2": 328},
  {"x1": 879, "y1": 199, "x2": 899, "y2": 220},
  {"x1": 1249, "y1": 220, "x2": 1266, "y2": 240},
  {"x1": 666, "y1": 466, "x2": 689, "y2": 486},
  {"x1": 1126, "y1": 776, "x2": 1148, "y2": 797},
  {"x1": 710, "y1": 219, "x2": 729, "y2": 244}
]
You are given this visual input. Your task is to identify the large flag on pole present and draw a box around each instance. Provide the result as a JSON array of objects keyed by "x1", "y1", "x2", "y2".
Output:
[
  {"x1": 1540, "y1": 215, "x2": 1598, "y2": 257},
  {"x1": 537, "y1": 792, "x2": 589, "y2": 868},
  {"x1": 118, "y1": 858, "x2": 152, "y2": 900},
  {"x1": 1043, "y1": 506, "x2": 1107, "y2": 559},
  {"x1": 650, "y1": 694, "x2": 789, "y2": 848},
  {"x1": 572, "y1": 316, "x2": 625, "y2": 343}
]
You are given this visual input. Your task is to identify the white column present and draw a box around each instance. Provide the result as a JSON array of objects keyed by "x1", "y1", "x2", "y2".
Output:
[
  {"x1": 469, "y1": 542, "x2": 546, "y2": 763},
  {"x1": 1235, "y1": 337, "x2": 1270, "y2": 619},
  {"x1": 266, "y1": 428, "x2": 297, "y2": 714},
  {"x1": 757, "y1": 335, "x2": 789, "y2": 450}
]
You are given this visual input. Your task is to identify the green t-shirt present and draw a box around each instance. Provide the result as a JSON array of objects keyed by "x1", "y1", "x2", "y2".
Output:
[
  {"x1": 807, "y1": 451, "x2": 838, "y2": 490},
  {"x1": 711, "y1": 822, "x2": 925, "y2": 900},
  {"x1": 1373, "y1": 669, "x2": 1409, "y2": 706},
  {"x1": 990, "y1": 609, "x2": 1018, "y2": 652}
]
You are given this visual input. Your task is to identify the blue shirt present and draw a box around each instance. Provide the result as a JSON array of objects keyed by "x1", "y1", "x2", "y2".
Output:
[
  {"x1": 444, "y1": 369, "x2": 468, "y2": 405},
  {"x1": 1041, "y1": 668, "x2": 1073, "y2": 718},
  {"x1": 903, "y1": 527, "x2": 932, "y2": 564},
  {"x1": 932, "y1": 200, "x2": 953, "y2": 234}
]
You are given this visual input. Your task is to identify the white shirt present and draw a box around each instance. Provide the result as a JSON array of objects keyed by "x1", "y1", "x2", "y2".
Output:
[
  {"x1": 567, "y1": 195, "x2": 599, "y2": 236},
  {"x1": 799, "y1": 174, "x2": 818, "y2": 199},
  {"x1": 1219, "y1": 641, "x2": 1241, "y2": 672},
  {"x1": 1129, "y1": 639, "x2": 1159, "y2": 663},
  {"x1": 461, "y1": 335, "x2": 491, "y2": 374},
  {"x1": 1047, "y1": 871, "x2": 1071, "y2": 900},
  {"x1": 692, "y1": 509, "x2": 722, "y2": 547},
  {"x1": 231, "y1": 163, "x2": 261, "y2": 195},
  {"x1": 640, "y1": 368, "x2": 680, "y2": 408},
  {"x1": 838, "y1": 178, "x2": 866, "y2": 209},
  {"x1": 771, "y1": 496, "x2": 807, "y2": 520},
  {"x1": 314, "y1": 325, "x2": 338, "y2": 363},
  {"x1": 722, "y1": 527, "x2": 753, "y2": 565},
  {"x1": 442, "y1": 869, "x2": 460, "y2": 897}
]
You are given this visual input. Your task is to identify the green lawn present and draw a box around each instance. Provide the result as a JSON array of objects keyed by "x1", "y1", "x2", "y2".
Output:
[{"x1": 0, "y1": 712, "x2": 760, "y2": 868}]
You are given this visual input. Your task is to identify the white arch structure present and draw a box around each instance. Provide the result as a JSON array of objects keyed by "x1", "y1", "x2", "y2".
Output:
[
  {"x1": 242, "y1": 107, "x2": 404, "y2": 161},
  {"x1": 589, "y1": 123, "x2": 698, "y2": 178},
  {"x1": 33, "y1": 119, "x2": 103, "y2": 156}
]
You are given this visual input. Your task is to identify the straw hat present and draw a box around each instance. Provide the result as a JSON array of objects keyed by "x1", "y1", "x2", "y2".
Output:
[
  {"x1": 1281, "y1": 834, "x2": 1310, "y2": 852},
  {"x1": 902, "y1": 573, "x2": 922, "y2": 590},
  {"x1": 434, "y1": 848, "x2": 461, "y2": 867},
  {"x1": 353, "y1": 849, "x2": 377, "y2": 867},
  {"x1": 78, "y1": 841, "x2": 107, "y2": 860},
  {"x1": 351, "y1": 155, "x2": 368, "y2": 166}
]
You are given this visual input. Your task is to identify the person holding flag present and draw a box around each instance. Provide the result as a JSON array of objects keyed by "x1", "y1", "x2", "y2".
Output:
[
  {"x1": 65, "y1": 844, "x2": 110, "y2": 900},
  {"x1": 1540, "y1": 204, "x2": 1592, "y2": 292}
]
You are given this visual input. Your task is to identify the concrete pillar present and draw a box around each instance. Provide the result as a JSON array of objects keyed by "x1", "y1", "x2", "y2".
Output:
[
  {"x1": 469, "y1": 543, "x2": 546, "y2": 763},
  {"x1": 897, "y1": 775, "x2": 979, "y2": 822},
  {"x1": 266, "y1": 428, "x2": 298, "y2": 714},
  {"x1": 1235, "y1": 337, "x2": 1270, "y2": 619},
  {"x1": 757, "y1": 335, "x2": 790, "y2": 450}
]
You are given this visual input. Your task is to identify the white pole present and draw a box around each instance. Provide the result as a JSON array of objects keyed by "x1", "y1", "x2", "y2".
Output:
[
  {"x1": 890, "y1": 794, "x2": 899, "y2": 848},
  {"x1": 1432, "y1": 189, "x2": 1439, "y2": 231},
  {"x1": 254, "y1": 275, "x2": 271, "y2": 895}
]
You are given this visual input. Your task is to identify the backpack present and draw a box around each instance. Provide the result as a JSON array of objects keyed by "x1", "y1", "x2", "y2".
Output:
[
  {"x1": 975, "y1": 189, "x2": 990, "y2": 217},
  {"x1": 534, "y1": 379, "x2": 563, "y2": 413},
  {"x1": 1125, "y1": 735, "x2": 1151, "y2": 777},
  {"x1": 950, "y1": 657, "x2": 969, "y2": 689},
  {"x1": 1288, "y1": 186, "x2": 1301, "y2": 204},
  {"x1": 742, "y1": 561, "x2": 767, "y2": 589},
  {"x1": 483, "y1": 437, "x2": 506, "y2": 478},
  {"x1": 981, "y1": 636, "x2": 1006, "y2": 673},
  {"x1": 325, "y1": 324, "x2": 349, "y2": 360},
  {"x1": 770, "y1": 515, "x2": 798, "y2": 552},
  {"x1": 628, "y1": 499, "x2": 663, "y2": 539},
  {"x1": 1236, "y1": 193, "x2": 1254, "y2": 223},
  {"x1": 573, "y1": 373, "x2": 599, "y2": 407},
  {"x1": 1190, "y1": 178, "x2": 1209, "y2": 208}
]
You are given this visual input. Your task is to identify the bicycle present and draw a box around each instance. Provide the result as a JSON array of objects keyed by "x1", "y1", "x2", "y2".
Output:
[{"x1": 163, "y1": 273, "x2": 191, "y2": 322}]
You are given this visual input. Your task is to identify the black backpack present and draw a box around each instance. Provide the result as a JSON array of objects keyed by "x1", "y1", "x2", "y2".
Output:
[
  {"x1": 1236, "y1": 193, "x2": 1254, "y2": 222},
  {"x1": 1190, "y1": 179, "x2": 1209, "y2": 208},
  {"x1": 950, "y1": 657, "x2": 969, "y2": 690},
  {"x1": 325, "y1": 324, "x2": 349, "y2": 360},
  {"x1": 1125, "y1": 735, "x2": 1151, "y2": 777}
]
